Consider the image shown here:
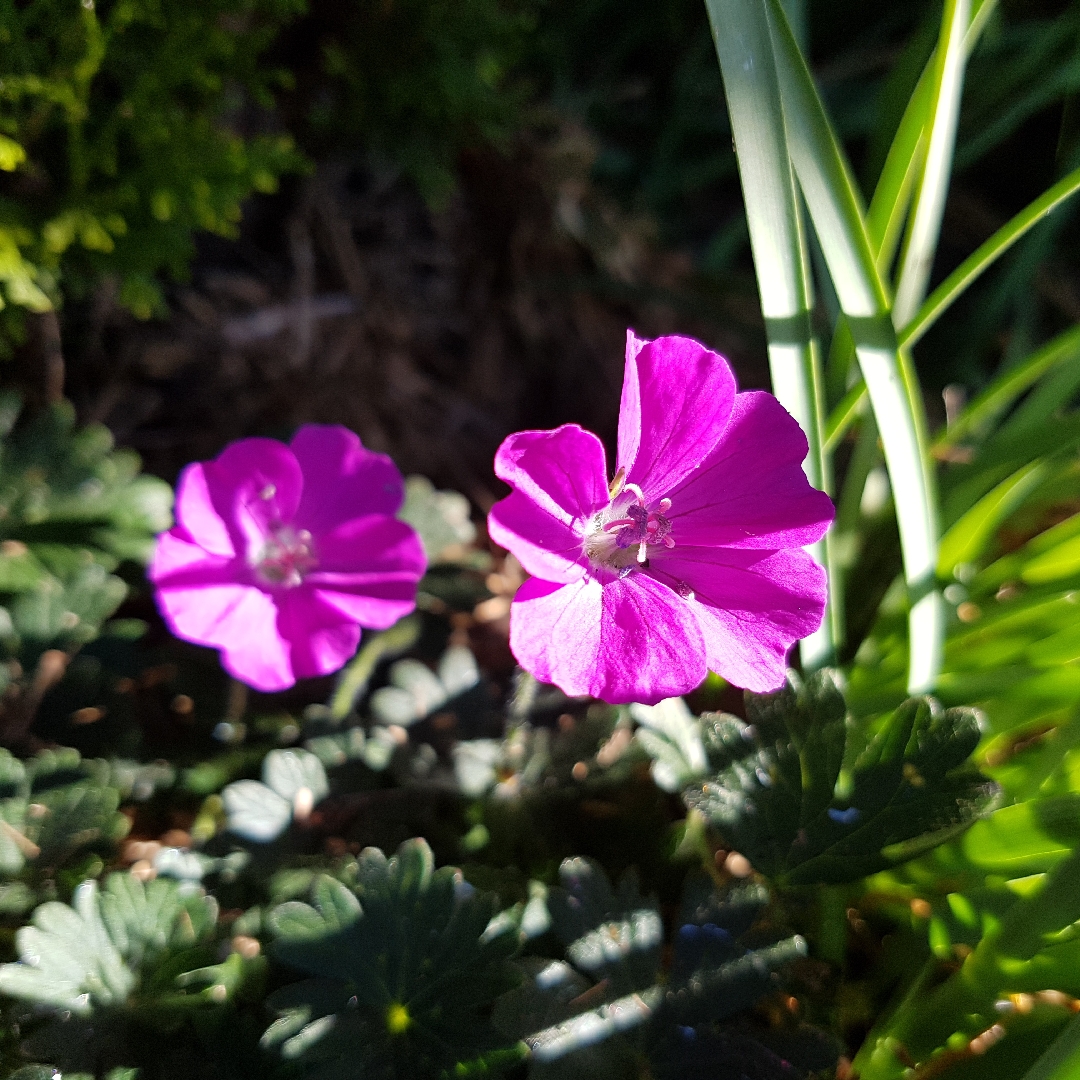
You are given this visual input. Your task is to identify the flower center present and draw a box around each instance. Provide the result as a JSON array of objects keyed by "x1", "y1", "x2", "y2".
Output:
[
  {"x1": 254, "y1": 524, "x2": 318, "y2": 587},
  {"x1": 583, "y1": 478, "x2": 675, "y2": 575}
]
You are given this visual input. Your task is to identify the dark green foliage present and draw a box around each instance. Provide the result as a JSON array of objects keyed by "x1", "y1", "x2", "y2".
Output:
[
  {"x1": 0, "y1": 745, "x2": 128, "y2": 887},
  {"x1": 684, "y1": 671, "x2": 999, "y2": 885},
  {"x1": 293, "y1": 0, "x2": 534, "y2": 204},
  {"x1": 0, "y1": 0, "x2": 304, "y2": 317},
  {"x1": 494, "y1": 858, "x2": 809, "y2": 1078},
  {"x1": 0, "y1": 393, "x2": 169, "y2": 681},
  {"x1": 261, "y1": 838, "x2": 523, "y2": 1079}
]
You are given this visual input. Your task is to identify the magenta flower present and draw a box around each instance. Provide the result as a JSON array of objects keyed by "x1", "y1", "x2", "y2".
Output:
[
  {"x1": 149, "y1": 425, "x2": 425, "y2": 692},
  {"x1": 488, "y1": 332, "x2": 834, "y2": 704}
]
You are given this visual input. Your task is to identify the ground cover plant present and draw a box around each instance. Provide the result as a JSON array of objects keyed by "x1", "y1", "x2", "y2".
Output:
[{"x1": 1, "y1": 1, "x2": 1080, "y2": 1079}]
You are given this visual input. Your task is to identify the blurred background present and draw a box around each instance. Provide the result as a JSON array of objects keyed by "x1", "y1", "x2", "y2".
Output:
[{"x1": 3, "y1": 0, "x2": 1078, "y2": 507}]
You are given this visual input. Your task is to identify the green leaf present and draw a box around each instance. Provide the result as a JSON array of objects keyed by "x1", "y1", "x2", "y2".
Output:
[
  {"x1": 221, "y1": 745, "x2": 331, "y2": 843},
  {"x1": 0, "y1": 398, "x2": 171, "y2": 665},
  {"x1": 263, "y1": 838, "x2": 521, "y2": 1079},
  {"x1": 0, "y1": 880, "x2": 135, "y2": 1013},
  {"x1": 855, "y1": 846, "x2": 1080, "y2": 1077},
  {"x1": 942, "y1": 326, "x2": 1080, "y2": 451},
  {"x1": 1020, "y1": 1014, "x2": 1080, "y2": 1080},
  {"x1": 262, "y1": 748, "x2": 329, "y2": 805},
  {"x1": 906, "y1": 165, "x2": 1080, "y2": 352},
  {"x1": 501, "y1": 863, "x2": 805, "y2": 1071},
  {"x1": 398, "y1": 476, "x2": 476, "y2": 563},
  {"x1": 28, "y1": 779, "x2": 128, "y2": 865},
  {"x1": 961, "y1": 796, "x2": 1080, "y2": 874},
  {"x1": 937, "y1": 460, "x2": 1048, "y2": 575},
  {"x1": 370, "y1": 647, "x2": 480, "y2": 727},
  {"x1": 268, "y1": 874, "x2": 361, "y2": 941},
  {"x1": 685, "y1": 671, "x2": 998, "y2": 884},
  {"x1": 221, "y1": 780, "x2": 292, "y2": 843},
  {"x1": 630, "y1": 697, "x2": 708, "y2": 793},
  {"x1": 548, "y1": 857, "x2": 662, "y2": 995}
]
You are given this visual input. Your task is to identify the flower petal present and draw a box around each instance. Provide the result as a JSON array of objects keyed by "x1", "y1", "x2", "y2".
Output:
[
  {"x1": 291, "y1": 424, "x2": 404, "y2": 537},
  {"x1": 149, "y1": 530, "x2": 234, "y2": 585},
  {"x1": 666, "y1": 392, "x2": 834, "y2": 548},
  {"x1": 508, "y1": 573, "x2": 707, "y2": 705},
  {"x1": 172, "y1": 463, "x2": 235, "y2": 558},
  {"x1": 206, "y1": 438, "x2": 304, "y2": 559},
  {"x1": 154, "y1": 559, "x2": 294, "y2": 692},
  {"x1": 312, "y1": 514, "x2": 426, "y2": 576},
  {"x1": 617, "y1": 333, "x2": 737, "y2": 498},
  {"x1": 275, "y1": 589, "x2": 362, "y2": 682},
  {"x1": 649, "y1": 546, "x2": 827, "y2": 693},
  {"x1": 307, "y1": 516, "x2": 424, "y2": 629},
  {"x1": 488, "y1": 489, "x2": 587, "y2": 584},
  {"x1": 494, "y1": 424, "x2": 609, "y2": 528}
]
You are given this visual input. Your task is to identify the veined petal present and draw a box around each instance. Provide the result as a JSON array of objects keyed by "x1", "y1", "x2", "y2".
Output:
[
  {"x1": 206, "y1": 438, "x2": 304, "y2": 559},
  {"x1": 172, "y1": 463, "x2": 235, "y2": 558},
  {"x1": 508, "y1": 574, "x2": 707, "y2": 705},
  {"x1": 649, "y1": 546, "x2": 827, "y2": 693},
  {"x1": 488, "y1": 489, "x2": 586, "y2": 584},
  {"x1": 291, "y1": 424, "x2": 404, "y2": 537},
  {"x1": 617, "y1": 333, "x2": 737, "y2": 499},
  {"x1": 494, "y1": 425, "x2": 609, "y2": 531},
  {"x1": 668, "y1": 392, "x2": 835, "y2": 549},
  {"x1": 276, "y1": 589, "x2": 362, "y2": 683}
]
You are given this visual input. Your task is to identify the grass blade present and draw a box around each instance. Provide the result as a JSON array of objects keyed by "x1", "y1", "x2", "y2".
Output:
[
  {"x1": 829, "y1": 0, "x2": 996, "y2": 407},
  {"x1": 905, "y1": 164, "x2": 1080, "y2": 350},
  {"x1": 937, "y1": 460, "x2": 1048, "y2": 576},
  {"x1": 765, "y1": 0, "x2": 943, "y2": 693},
  {"x1": 1018, "y1": 1014, "x2": 1080, "y2": 1080},
  {"x1": 893, "y1": 0, "x2": 970, "y2": 326},
  {"x1": 704, "y1": 0, "x2": 838, "y2": 665},
  {"x1": 936, "y1": 324, "x2": 1080, "y2": 448},
  {"x1": 827, "y1": 169, "x2": 1080, "y2": 447}
]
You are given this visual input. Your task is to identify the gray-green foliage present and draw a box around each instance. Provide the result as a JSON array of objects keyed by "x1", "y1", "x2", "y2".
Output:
[
  {"x1": 0, "y1": 873, "x2": 217, "y2": 1013},
  {"x1": 683, "y1": 670, "x2": 999, "y2": 885},
  {"x1": 222, "y1": 748, "x2": 329, "y2": 844},
  {"x1": 370, "y1": 646, "x2": 480, "y2": 727},
  {"x1": 398, "y1": 476, "x2": 477, "y2": 564},
  {"x1": 0, "y1": 394, "x2": 170, "y2": 670},
  {"x1": 630, "y1": 696, "x2": 708, "y2": 793},
  {"x1": 261, "y1": 838, "x2": 523, "y2": 1079}
]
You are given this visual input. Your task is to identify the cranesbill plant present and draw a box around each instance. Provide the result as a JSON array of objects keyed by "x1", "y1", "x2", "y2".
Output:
[
  {"x1": 149, "y1": 424, "x2": 426, "y2": 691},
  {"x1": 488, "y1": 331, "x2": 835, "y2": 704}
]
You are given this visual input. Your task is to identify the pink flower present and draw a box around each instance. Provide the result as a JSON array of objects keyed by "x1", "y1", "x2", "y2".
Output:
[
  {"x1": 149, "y1": 425, "x2": 425, "y2": 692},
  {"x1": 488, "y1": 332, "x2": 834, "y2": 704}
]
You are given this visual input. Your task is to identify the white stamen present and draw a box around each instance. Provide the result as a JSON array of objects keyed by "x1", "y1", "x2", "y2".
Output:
[
  {"x1": 623, "y1": 482, "x2": 645, "y2": 505},
  {"x1": 637, "y1": 540, "x2": 648, "y2": 564}
]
